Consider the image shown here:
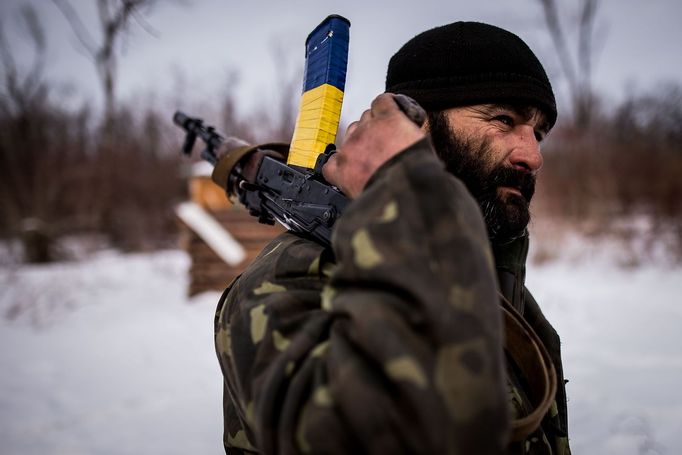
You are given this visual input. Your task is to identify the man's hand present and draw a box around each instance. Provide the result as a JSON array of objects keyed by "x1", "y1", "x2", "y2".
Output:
[
  {"x1": 213, "y1": 140, "x2": 287, "y2": 197},
  {"x1": 322, "y1": 93, "x2": 426, "y2": 199}
]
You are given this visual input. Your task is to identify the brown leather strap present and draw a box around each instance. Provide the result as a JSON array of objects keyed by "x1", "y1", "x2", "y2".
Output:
[
  {"x1": 211, "y1": 142, "x2": 290, "y2": 190},
  {"x1": 500, "y1": 294, "x2": 558, "y2": 442}
]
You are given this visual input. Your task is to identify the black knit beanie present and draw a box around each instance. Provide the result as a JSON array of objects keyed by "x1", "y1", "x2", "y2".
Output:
[{"x1": 386, "y1": 22, "x2": 557, "y2": 128}]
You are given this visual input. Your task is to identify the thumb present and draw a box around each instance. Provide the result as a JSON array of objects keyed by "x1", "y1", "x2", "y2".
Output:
[{"x1": 321, "y1": 152, "x2": 341, "y2": 189}]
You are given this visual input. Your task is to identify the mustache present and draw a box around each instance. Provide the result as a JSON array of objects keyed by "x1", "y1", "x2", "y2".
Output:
[{"x1": 483, "y1": 165, "x2": 536, "y2": 202}]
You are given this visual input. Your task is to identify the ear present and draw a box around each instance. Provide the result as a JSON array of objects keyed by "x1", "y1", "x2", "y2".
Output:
[{"x1": 422, "y1": 117, "x2": 432, "y2": 134}]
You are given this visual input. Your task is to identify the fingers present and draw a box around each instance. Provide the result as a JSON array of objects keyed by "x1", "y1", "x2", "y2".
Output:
[
  {"x1": 349, "y1": 93, "x2": 423, "y2": 137},
  {"x1": 321, "y1": 151, "x2": 337, "y2": 185},
  {"x1": 325, "y1": 93, "x2": 427, "y2": 199},
  {"x1": 345, "y1": 94, "x2": 403, "y2": 140},
  {"x1": 370, "y1": 92, "x2": 403, "y2": 115},
  {"x1": 392, "y1": 93, "x2": 427, "y2": 127},
  {"x1": 346, "y1": 107, "x2": 373, "y2": 138},
  {"x1": 321, "y1": 151, "x2": 347, "y2": 194},
  {"x1": 345, "y1": 120, "x2": 360, "y2": 138}
]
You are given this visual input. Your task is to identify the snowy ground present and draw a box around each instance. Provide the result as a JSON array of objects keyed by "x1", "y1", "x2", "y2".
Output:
[
  {"x1": 1, "y1": 237, "x2": 681, "y2": 454},
  {"x1": 0, "y1": 250, "x2": 224, "y2": 455},
  {"x1": 528, "y1": 259, "x2": 682, "y2": 454}
]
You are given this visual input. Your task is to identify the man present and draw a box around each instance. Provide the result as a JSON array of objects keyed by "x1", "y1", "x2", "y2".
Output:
[{"x1": 215, "y1": 22, "x2": 570, "y2": 454}]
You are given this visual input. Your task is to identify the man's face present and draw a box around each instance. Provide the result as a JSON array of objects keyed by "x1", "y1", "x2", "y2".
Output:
[{"x1": 427, "y1": 104, "x2": 549, "y2": 243}]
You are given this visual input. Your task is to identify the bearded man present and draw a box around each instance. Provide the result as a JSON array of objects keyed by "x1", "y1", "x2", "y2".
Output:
[{"x1": 215, "y1": 22, "x2": 570, "y2": 455}]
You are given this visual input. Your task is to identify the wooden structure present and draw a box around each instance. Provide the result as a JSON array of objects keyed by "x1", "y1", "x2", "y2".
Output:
[{"x1": 180, "y1": 163, "x2": 284, "y2": 296}]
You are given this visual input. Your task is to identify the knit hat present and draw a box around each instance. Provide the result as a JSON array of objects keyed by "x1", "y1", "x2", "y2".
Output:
[{"x1": 386, "y1": 22, "x2": 557, "y2": 128}]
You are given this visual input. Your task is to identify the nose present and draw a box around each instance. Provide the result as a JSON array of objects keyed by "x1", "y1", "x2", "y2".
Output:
[{"x1": 509, "y1": 125, "x2": 543, "y2": 172}]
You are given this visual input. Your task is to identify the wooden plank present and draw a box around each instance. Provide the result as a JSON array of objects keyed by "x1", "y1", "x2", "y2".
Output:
[{"x1": 182, "y1": 200, "x2": 287, "y2": 296}]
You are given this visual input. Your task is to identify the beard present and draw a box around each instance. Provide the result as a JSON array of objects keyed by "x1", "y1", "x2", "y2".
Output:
[{"x1": 427, "y1": 111, "x2": 536, "y2": 244}]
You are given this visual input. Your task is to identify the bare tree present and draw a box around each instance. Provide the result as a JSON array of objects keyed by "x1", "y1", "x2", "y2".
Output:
[
  {"x1": 51, "y1": 0, "x2": 159, "y2": 123},
  {"x1": 536, "y1": 0, "x2": 602, "y2": 130},
  {"x1": 0, "y1": 6, "x2": 53, "y2": 261},
  {"x1": 0, "y1": 5, "x2": 47, "y2": 117}
]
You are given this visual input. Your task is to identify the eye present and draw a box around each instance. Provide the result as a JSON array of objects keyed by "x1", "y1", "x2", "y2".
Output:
[
  {"x1": 534, "y1": 129, "x2": 549, "y2": 143},
  {"x1": 492, "y1": 115, "x2": 514, "y2": 127}
]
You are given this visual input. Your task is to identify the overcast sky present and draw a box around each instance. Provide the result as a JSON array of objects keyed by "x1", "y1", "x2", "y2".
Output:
[{"x1": 2, "y1": 0, "x2": 681, "y2": 126}]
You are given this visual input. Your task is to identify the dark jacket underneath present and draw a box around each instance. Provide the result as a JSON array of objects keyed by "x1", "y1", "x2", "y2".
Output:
[{"x1": 214, "y1": 138, "x2": 570, "y2": 454}]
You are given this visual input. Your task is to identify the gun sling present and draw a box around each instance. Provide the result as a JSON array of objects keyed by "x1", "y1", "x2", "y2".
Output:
[{"x1": 500, "y1": 294, "x2": 558, "y2": 442}]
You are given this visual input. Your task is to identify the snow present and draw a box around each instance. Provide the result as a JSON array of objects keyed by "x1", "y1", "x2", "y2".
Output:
[
  {"x1": 2, "y1": 237, "x2": 682, "y2": 454},
  {"x1": 0, "y1": 250, "x2": 224, "y2": 455},
  {"x1": 527, "y1": 255, "x2": 682, "y2": 455}
]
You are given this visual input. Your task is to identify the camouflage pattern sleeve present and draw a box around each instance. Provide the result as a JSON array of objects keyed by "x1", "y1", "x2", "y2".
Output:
[{"x1": 216, "y1": 137, "x2": 509, "y2": 454}]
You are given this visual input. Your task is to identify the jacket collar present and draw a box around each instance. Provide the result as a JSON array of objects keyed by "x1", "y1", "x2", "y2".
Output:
[{"x1": 492, "y1": 232, "x2": 530, "y2": 314}]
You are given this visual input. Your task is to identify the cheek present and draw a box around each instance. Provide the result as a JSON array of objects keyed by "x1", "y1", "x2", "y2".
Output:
[
  {"x1": 485, "y1": 141, "x2": 510, "y2": 167},
  {"x1": 479, "y1": 132, "x2": 511, "y2": 167},
  {"x1": 468, "y1": 134, "x2": 507, "y2": 172}
]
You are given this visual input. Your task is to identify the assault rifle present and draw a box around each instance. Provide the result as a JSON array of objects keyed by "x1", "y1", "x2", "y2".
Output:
[
  {"x1": 173, "y1": 91, "x2": 425, "y2": 248},
  {"x1": 173, "y1": 15, "x2": 424, "y2": 247},
  {"x1": 174, "y1": 110, "x2": 349, "y2": 246}
]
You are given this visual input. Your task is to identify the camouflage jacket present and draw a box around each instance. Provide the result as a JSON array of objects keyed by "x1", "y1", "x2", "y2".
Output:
[{"x1": 215, "y1": 138, "x2": 570, "y2": 454}]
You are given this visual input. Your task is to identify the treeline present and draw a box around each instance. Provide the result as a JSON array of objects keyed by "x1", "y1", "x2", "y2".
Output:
[
  {"x1": 1, "y1": 79, "x2": 681, "y2": 262},
  {"x1": 0, "y1": 68, "x2": 297, "y2": 263},
  {"x1": 537, "y1": 83, "x2": 682, "y2": 220},
  {"x1": 0, "y1": 0, "x2": 295, "y2": 263},
  {"x1": 534, "y1": 83, "x2": 682, "y2": 260},
  {"x1": 0, "y1": 99, "x2": 185, "y2": 257}
]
